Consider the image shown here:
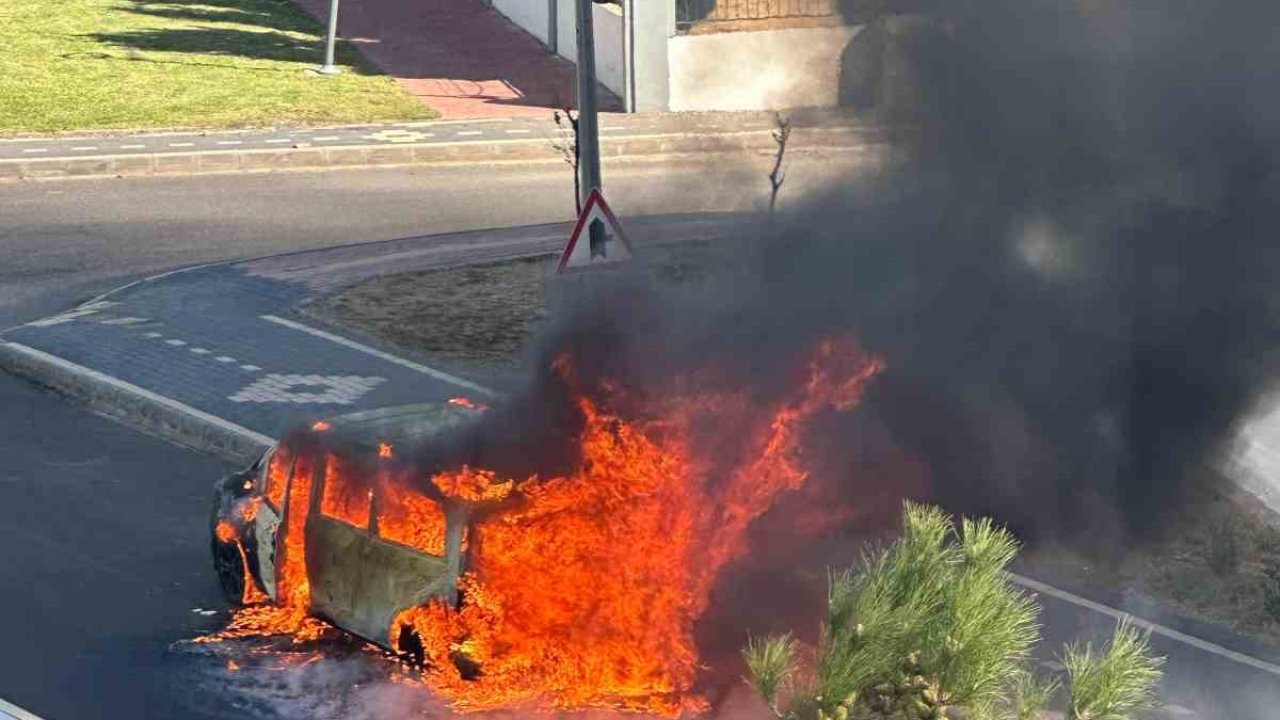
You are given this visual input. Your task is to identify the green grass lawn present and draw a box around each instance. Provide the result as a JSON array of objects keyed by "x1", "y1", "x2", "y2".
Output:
[{"x1": 0, "y1": 0, "x2": 435, "y2": 134}]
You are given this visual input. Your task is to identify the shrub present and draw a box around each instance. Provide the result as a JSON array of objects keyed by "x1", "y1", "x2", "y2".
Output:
[
  {"x1": 1064, "y1": 619, "x2": 1164, "y2": 720},
  {"x1": 743, "y1": 503, "x2": 1164, "y2": 720}
]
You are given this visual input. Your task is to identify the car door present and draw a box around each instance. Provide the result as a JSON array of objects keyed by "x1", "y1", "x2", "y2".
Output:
[{"x1": 305, "y1": 450, "x2": 378, "y2": 635}]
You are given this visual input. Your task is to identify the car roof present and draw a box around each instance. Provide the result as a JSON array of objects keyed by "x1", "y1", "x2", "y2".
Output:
[{"x1": 319, "y1": 403, "x2": 478, "y2": 449}]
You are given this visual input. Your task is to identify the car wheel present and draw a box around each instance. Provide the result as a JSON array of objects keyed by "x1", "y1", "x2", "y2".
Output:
[{"x1": 209, "y1": 496, "x2": 246, "y2": 606}]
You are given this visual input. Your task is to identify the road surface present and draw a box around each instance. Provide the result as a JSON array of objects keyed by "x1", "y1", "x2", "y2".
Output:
[{"x1": 1, "y1": 158, "x2": 1277, "y2": 719}]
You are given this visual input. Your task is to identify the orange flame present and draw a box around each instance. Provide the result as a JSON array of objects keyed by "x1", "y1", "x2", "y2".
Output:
[
  {"x1": 312, "y1": 421, "x2": 331, "y2": 432},
  {"x1": 379, "y1": 470, "x2": 451, "y2": 556},
  {"x1": 431, "y1": 465, "x2": 516, "y2": 503},
  {"x1": 378, "y1": 443, "x2": 394, "y2": 459},
  {"x1": 208, "y1": 335, "x2": 883, "y2": 715},
  {"x1": 393, "y1": 336, "x2": 883, "y2": 715},
  {"x1": 448, "y1": 397, "x2": 490, "y2": 411},
  {"x1": 215, "y1": 517, "x2": 269, "y2": 605}
]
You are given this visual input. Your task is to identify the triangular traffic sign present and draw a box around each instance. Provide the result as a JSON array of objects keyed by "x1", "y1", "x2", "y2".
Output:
[{"x1": 557, "y1": 189, "x2": 633, "y2": 273}]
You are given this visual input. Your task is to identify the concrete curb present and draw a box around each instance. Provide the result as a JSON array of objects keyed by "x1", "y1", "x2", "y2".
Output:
[
  {"x1": 0, "y1": 341, "x2": 271, "y2": 465},
  {"x1": 0, "y1": 126, "x2": 880, "y2": 182}
]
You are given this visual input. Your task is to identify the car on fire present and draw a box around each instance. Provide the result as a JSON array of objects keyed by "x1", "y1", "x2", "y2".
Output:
[{"x1": 210, "y1": 401, "x2": 483, "y2": 660}]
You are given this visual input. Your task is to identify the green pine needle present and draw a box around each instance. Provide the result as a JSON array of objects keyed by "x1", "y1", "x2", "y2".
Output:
[{"x1": 1065, "y1": 618, "x2": 1165, "y2": 720}]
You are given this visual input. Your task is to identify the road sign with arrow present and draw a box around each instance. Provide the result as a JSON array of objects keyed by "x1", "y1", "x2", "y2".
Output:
[{"x1": 557, "y1": 189, "x2": 633, "y2": 273}]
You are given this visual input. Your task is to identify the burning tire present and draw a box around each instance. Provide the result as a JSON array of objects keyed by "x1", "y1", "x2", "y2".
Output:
[{"x1": 209, "y1": 490, "x2": 247, "y2": 606}]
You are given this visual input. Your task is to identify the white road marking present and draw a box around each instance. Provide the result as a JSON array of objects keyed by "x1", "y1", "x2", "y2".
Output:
[
  {"x1": 260, "y1": 314, "x2": 496, "y2": 397},
  {"x1": 240, "y1": 364, "x2": 262, "y2": 372},
  {"x1": 0, "y1": 695, "x2": 48, "y2": 720},
  {"x1": 216, "y1": 140, "x2": 243, "y2": 146},
  {"x1": 504, "y1": 129, "x2": 532, "y2": 134},
  {"x1": 190, "y1": 347, "x2": 211, "y2": 355},
  {"x1": 120, "y1": 144, "x2": 146, "y2": 150},
  {"x1": 1009, "y1": 572, "x2": 1280, "y2": 678},
  {"x1": 168, "y1": 142, "x2": 195, "y2": 148},
  {"x1": 264, "y1": 138, "x2": 292, "y2": 144},
  {"x1": 71, "y1": 146, "x2": 98, "y2": 151},
  {"x1": 215, "y1": 356, "x2": 237, "y2": 363},
  {"x1": 456, "y1": 130, "x2": 484, "y2": 136},
  {"x1": 229, "y1": 374, "x2": 386, "y2": 404},
  {"x1": 0, "y1": 342, "x2": 275, "y2": 447},
  {"x1": 143, "y1": 332, "x2": 164, "y2": 338},
  {"x1": 313, "y1": 136, "x2": 341, "y2": 142},
  {"x1": 22, "y1": 148, "x2": 48, "y2": 154},
  {"x1": 25, "y1": 301, "x2": 117, "y2": 327},
  {"x1": 99, "y1": 317, "x2": 147, "y2": 326},
  {"x1": 165, "y1": 339, "x2": 187, "y2": 346}
]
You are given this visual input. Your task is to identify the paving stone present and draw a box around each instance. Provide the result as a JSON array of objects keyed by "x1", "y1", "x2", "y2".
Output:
[{"x1": 1, "y1": 265, "x2": 481, "y2": 441}]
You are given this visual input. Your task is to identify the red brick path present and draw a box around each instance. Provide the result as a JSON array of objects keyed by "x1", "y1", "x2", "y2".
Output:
[{"x1": 291, "y1": 0, "x2": 619, "y2": 119}]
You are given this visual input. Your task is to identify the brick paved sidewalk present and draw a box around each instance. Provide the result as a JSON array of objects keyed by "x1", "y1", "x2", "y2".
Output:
[{"x1": 290, "y1": 0, "x2": 620, "y2": 118}]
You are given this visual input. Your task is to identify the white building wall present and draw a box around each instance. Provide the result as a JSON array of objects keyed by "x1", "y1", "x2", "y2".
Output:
[
  {"x1": 492, "y1": 0, "x2": 551, "y2": 45},
  {"x1": 592, "y1": 3, "x2": 625, "y2": 98},
  {"x1": 667, "y1": 25, "x2": 861, "y2": 112},
  {"x1": 551, "y1": 0, "x2": 626, "y2": 98}
]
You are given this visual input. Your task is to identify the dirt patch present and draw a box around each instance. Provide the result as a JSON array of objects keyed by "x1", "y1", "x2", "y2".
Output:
[
  {"x1": 306, "y1": 243, "x2": 720, "y2": 371},
  {"x1": 1027, "y1": 484, "x2": 1280, "y2": 646}
]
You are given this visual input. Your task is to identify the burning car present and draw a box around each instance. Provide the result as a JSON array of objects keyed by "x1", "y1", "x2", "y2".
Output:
[
  {"x1": 210, "y1": 401, "x2": 483, "y2": 655},
  {"x1": 206, "y1": 340, "x2": 884, "y2": 716}
]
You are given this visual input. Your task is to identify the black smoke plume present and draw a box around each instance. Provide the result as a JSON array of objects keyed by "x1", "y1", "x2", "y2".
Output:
[{"x1": 423, "y1": 0, "x2": 1280, "y2": 548}]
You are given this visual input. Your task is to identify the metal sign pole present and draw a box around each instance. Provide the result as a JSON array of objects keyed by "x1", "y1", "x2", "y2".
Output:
[
  {"x1": 575, "y1": 0, "x2": 603, "y2": 204},
  {"x1": 317, "y1": 0, "x2": 342, "y2": 76}
]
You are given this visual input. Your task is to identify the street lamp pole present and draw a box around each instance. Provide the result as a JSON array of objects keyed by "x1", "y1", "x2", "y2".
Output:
[
  {"x1": 575, "y1": 0, "x2": 603, "y2": 205},
  {"x1": 316, "y1": 0, "x2": 342, "y2": 76}
]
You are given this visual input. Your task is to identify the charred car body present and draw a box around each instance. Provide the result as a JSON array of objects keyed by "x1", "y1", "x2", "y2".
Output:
[{"x1": 210, "y1": 402, "x2": 482, "y2": 656}]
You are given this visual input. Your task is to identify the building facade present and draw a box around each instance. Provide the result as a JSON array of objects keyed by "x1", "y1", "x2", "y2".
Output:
[{"x1": 488, "y1": 0, "x2": 864, "y2": 112}]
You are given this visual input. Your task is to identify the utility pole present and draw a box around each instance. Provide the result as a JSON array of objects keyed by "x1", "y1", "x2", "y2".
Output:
[
  {"x1": 575, "y1": 0, "x2": 603, "y2": 206},
  {"x1": 316, "y1": 0, "x2": 342, "y2": 76}
]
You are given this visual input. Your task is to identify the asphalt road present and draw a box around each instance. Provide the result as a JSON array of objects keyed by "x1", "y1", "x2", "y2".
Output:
[
  {"x1": 0, "y1": 156, "x2": 849, "y2": 330},
  {"x1": 1, "y1": 158, "x2": 1278, "y2": 720},
  {"x1": 0, "y1": 374, "x2": 235, "y2": 720},
  {"x1": 0, "y1": 157, "x2": 851, "y2": 720}
]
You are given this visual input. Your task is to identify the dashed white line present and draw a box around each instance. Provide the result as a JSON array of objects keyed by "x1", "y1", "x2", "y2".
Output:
[
  {"x1": 190, "y1": 348, "x2": 211, "y2": 355},
  {"x1": 240, "y1": 364, "x2": 262, "y2": 372},
  {"x1": 168, "y1": 142, "x2": 195, "y2": 148},
  {"x1": 71, "y1": 146, "x2": 99, "y2": 151},
  {"x1": 143, "y1": 332, "x2": 164, "y2": 338},
  {"x1": 313, "y1": 136, "x2": 342, "y2": 142},
  {"x1": 120, "y1": 144, "x2": 146, "y2": 150},
  {"x1": 504, "y1": 129, "x2": 532, "y2": 134},
  {"x1": 165, "y1": 339, "x2": 187, "y2": 346},
  {"x1": 456, "y1": 130, "x2": 484, "y2": 137},
  {"x1": 264, "y1": 138, "x2": 292, "y2": 144},
  {"x1": 22, "y1": 148, "x2": 48, "y2": 154},
  {"x1": 215, "y1": 356, "x2": 237, "y2": 363},
  {"x1": 216, "y1": 140, "x2": 243, "y2": 146}
]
